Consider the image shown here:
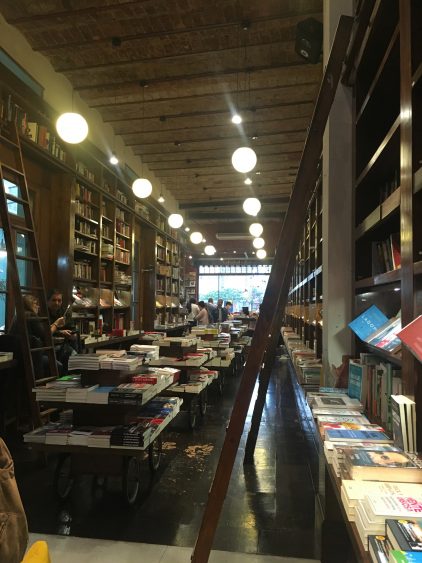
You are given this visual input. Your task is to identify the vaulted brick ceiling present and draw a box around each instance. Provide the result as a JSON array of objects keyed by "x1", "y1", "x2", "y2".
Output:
[{"x1": 1, "y1": 0, "x2": 323, "y2": 258}]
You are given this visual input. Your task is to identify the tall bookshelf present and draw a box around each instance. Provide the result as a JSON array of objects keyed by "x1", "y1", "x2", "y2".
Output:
[
  {"x1": 0, "y1": 67, "x2": 189, "y2": 335},
  {"x1": 350, "y1": 0, "x2": 421, "y2": 420},
  {"x1": 285, "y1": 172, "x2": 323, "y2": 358}
]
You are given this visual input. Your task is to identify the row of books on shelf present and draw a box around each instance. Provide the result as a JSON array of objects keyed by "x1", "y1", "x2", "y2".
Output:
[
  {"x1": 350, "y1": 306, "x2": 422, "y2": 361},
  {"x1": 24, "y1": 397, "x2": 182, "y2": 449},
  {"x1": 307, "y1": 387, "x2": 421, "y2": 560},
  {"x1": 372, "y1": 232, "x2": 401, "y2": 275},
  {"x1": 72, "y1": 287, "x2": 131, "y2": 308}
]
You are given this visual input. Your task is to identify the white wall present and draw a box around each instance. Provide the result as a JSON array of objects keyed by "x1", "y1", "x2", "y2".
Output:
[{"x1": 0, "y1": 13, "x2": 179, "y2": 213}]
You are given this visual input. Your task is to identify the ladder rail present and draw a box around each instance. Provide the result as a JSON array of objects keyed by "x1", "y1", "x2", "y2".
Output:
[{"x1": 0, "y1": 122, "x2": 59, "y2": 428}]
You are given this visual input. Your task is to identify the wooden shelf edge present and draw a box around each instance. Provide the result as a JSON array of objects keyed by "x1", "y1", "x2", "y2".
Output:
[
  {"x1": 354, "y1": 268, "x2": 401, "y2": 289},
  {"x1": 355, "y1": 187, "x2": 400, "y2": 239}
]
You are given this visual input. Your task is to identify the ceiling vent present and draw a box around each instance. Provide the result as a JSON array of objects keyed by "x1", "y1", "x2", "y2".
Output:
[{"x1": 216, "y1": 233, "x2": 253, "y2": 240}]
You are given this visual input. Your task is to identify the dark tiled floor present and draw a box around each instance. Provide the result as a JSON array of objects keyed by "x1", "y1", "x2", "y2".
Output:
[{"x1": 12, "y1": 360, "x2": 319, "y2": 559}]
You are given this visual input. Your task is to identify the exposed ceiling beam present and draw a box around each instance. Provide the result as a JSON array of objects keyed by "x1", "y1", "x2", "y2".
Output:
[
  {"x1": 184, "y1": 211, "x2": 286, "y2": 221},
  {"x1": 179, "y1": 197, "x2": 290, "y2": 209}
]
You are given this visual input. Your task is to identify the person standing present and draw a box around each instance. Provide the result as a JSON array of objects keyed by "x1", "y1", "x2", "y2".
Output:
[
  {"x1": 195, "y1": 301, "x2": 210, "y2": 325},
  {"x1": 213, "y1": 298, "x2": 228, "y2": 323},
  {"x1": 206, "y1": 297, "x2": 216, "y2": 323}
]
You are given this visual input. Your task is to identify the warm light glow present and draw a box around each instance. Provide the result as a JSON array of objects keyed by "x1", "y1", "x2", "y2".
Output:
[
  {"x1": 184, "y1": 227, "x2": 190, "y2": 232},
  {"x1": 56, "y1": 112, "x2": 88, "y2": 144},
  {"x1": 243, "y1": 197, "x2": 261, "y2": 216},
  {"x1": 231, "y1": 113, "x2": 242, "y2": 124},
  {"x1": 244, "y1": 177, "x2": 252, "y2": 185},
  {"x1": 253, "y1": 237, "x2": 265, "y2": 249},
  {"x1": 249, "y1": 223, "x2": 263, "y2": 237},
  {"x1": 109, "y1": 154, "x2": 118, "y2": 165},
  {"x1": 256, "y1": 248, "x2": 266, "y2": 259},
  {"x1": 168, "y1": 213, "x2": 183, "y2": 228},
  {"x1": 190, "y1": 231, "x2": 203, "y2": 244},
  {"x1": 132, "y1": 178, "x2": 152, "y2": 198},
  {"x1": 231, "y1": 147, "x2": 257, "y2": 173},
  {"x1": 158, "y1": 195, "x2": 165, "y2": 203},
  {"x1": 204, "y1": 245, "x2": 216, "y2": 256}
]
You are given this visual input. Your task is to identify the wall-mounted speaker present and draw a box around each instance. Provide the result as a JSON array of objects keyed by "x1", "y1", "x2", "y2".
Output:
[{"x1": 295, "y1": 17, "x2": 323, "y2": 64}]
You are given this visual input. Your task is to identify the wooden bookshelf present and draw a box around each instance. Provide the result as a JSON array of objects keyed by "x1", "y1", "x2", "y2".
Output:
[{"x1": 285, "y1": 170, "x2": 323, "y2": 358}]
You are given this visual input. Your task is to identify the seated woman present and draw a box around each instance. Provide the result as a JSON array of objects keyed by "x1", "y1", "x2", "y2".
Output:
[{"x1": 9, "y1": 295, "x2": 64, "y2": 377}]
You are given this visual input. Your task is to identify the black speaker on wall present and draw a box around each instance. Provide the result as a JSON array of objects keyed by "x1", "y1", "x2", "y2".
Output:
[{"x1": 295, "y1": 17, "x2": 323, "y2": 64}]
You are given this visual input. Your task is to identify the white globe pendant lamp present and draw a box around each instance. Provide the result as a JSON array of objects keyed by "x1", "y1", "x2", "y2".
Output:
[
  {"x1": 56, "y1": 112, "x2": 88, "y2": 144},
  {"x1": 168, "y1": 213, "x2": 183, "y2": 229},
  {"x1": 204, "y1": 245, "x2": 216, "y2": 256},
  {"x1": 231, "y1": 147, "x2": 257, "y2": 173},
  {"x1": 253, "y1": 237, "x2": 265, "y2": 249},
  {"x1": 249, "y1": 223, "x2": 263, "y2": 237},
  {"x1": 256, "y1": 248, "x2": 267, "y2": 259},
  {"x1": 132, "y1": 178, "x2": 152, "y2": 198},
  {"x1": 243, "y1": 197, "x2": 261, "y2": 216},
  {"x1": 190, "y1": 231, "x2": 203, "y2": 244}
]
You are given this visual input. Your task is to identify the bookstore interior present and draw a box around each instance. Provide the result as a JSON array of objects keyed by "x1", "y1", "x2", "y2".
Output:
[{"x1": 0, "y1": 1, "x2": 421, "y2": 562}]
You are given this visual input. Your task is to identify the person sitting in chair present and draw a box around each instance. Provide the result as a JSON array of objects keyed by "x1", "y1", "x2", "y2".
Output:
[{"x1": 47, "y1": 289, "x2": 79, "y2": 371}]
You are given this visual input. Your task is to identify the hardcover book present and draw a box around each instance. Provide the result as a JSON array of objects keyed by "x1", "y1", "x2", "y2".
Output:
[
  {"x1": 386, "y1": 519, "x2": 422, "y2": 552},
  {"x1": 348, "y1": 305, "x2": 389, "y2": 341},
  {"x1": 397, "y1": 316, "x2": 422, "y2": 363},
  {"x1": 389, "y1": 551, "x2": 422, "y2": 562}
]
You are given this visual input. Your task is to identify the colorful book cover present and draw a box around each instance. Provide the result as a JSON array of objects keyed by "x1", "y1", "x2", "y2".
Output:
[
  {"x1": 386, "y1": 519, "x2": 422, "y2": 552},
  {"x1": 389, "y1": 550, "x2": 422, "y2": 562},
  {"x1": 348, "y1": 305, "x2": 388, "y2": 341},
  {"x1": 325, "y1": 428, "x2": 392, "y2": 443},
  {"x1": 398, "y1": 316, "x2": 422, "y2": 363}
]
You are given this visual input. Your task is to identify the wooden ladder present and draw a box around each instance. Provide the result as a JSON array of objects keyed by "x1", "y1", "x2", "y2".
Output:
[{"x1": 0, "y1": 121, "x2": 59, "y2": 429}]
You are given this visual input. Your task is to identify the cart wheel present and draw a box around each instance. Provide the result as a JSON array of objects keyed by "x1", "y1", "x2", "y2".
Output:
[
  {"x1": 188, "y1": 399, "x2": 198, "y2": 429},
  {"x1": 54, "y1": 454, "x2": 74, "y2": 500},
  {"x1": 199, "y1": 388, "x2": 208, "y2": 416},
  {"x1": 148, "y1": 434, "x2": 163, "y2": 472},
  {"x1": 123, "y1": 457, "x2": 141, "y2": 505}
]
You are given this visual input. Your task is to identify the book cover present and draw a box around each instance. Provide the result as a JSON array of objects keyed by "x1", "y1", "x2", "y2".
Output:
[
  {"x1": 368, "y1": 535, "x2": 390, "y2": 563},
  {"x1": 386, "y1": 519, "x2": 422, "y2": 552},
  {"x1": 348, "y1": 360, "x2": 368, "y2": 403},
  {"x1": 344, "y1": 449, "x2": 422, "y2": 483},
  {"x1": 348, "y1": 305, "x2": 389, "y2": 341},
  {"x1": 367, "y1": 316, "x2": 402, "y2": 354},
  {"x1": 365, "y1": 494, "x2": 422, "y2": 522},
  {"x1": 324, "y1": 428, "x2": 392, "y2": 443},
  {"x1": 389, "y1": 550, "x2": 422, "y2": 562},
  {"x1": 397, "y1": 316, "x2": 422, "y2": 363}
]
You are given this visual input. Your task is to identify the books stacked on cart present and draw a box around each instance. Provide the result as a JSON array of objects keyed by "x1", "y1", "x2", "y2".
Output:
[
  {"x1": 69, "y1": 354, "x2": 101, "y2": 370},
  {"x1": 149, "y1": 353, "x2": 208, "y2": 367},
  {"x1": 167, "y1": 380, "x2": 208, "y2": 394},
  {"x1": 129, "y1": 344, "x2": 160, "y2": 361},
  {"x1": 108, "y1": 382, "x2": 159, "y2": 406},
  {"x1": 33, "y1": 375, "x2": 82, "y2": 401},
  {"x1": 205, "y1": 348, "x2": 235, "y2": 367},
  {"x1": 188, "y1": 369, "x2": 218, "y2": 383}
]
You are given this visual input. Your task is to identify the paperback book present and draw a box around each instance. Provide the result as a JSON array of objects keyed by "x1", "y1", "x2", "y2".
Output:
[
  {"x1": 386, "y1": 519, "x2": 422, "y2": 552},
  {"x1": 343, "y1": 448, "x2": 422, "y2": 483}
]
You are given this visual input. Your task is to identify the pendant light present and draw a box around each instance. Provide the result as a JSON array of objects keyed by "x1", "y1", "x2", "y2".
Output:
[
  {"x1": 168, "y1": 214, "x2": 183, "y2": 229},
  {"x1": 204, "y1": 245, "x2": 216, "y2": 256},
  {"x1": 249, "y1": 223, "x2": 263, "y2": 237},
  {"x1": 256, "y1": 248, "x2": 266, "y2": 259},
  {"x1": 252, "y1": 237, "x2": 265, "y2": 249},
  {"x1": 243, "y1": 197, "x2": 261, "y2": 216},
  {"x1": 190, "y1": 231, "x2": 203, "y2": 244},
  {"x1": 232, "y1": 147, "x2": 257, "y2": 173},
  {"x1": 132, "y1": 82, "x2": 152, "y2": 198},
  {"x1": 56, "y1": 113, "x2": 88, "y2": 144}
]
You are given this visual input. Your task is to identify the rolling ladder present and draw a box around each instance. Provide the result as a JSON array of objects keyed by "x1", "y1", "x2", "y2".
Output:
[{"x1": 0, "y1": 120, "x2": 59, "y2": 429}]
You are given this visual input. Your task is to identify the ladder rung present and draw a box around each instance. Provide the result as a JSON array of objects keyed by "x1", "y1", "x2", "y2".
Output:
[
  {"x1": 40, "y1": 408, "x2": 58, "y2": 418},
  {"x1": 20, "y1": 286, "x2": 44, "y2": 292},
  {"x1": 5, "y1": 193, "x2": 29, "y2": 205},
  {"x1": 1, "y1": 163, "x2": 25, "y2": 177},
  {"x1": 30, "y1": 346, "x2": 54, "y2": 353},
  {"x1": 0, "y1": 134, "x2": 19, "y2": 149},
  {"x1": 35, "y1": 376, "x2": 57, "y2": 387},
  {"x1": 16, "y1": 255, "x2": 38, "y2": 262},
  {"x1": 15, "y1": 226, "x2": 34, "y2": 234}
]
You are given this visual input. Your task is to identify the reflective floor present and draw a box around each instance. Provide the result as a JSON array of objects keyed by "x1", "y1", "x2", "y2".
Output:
[{"x1": 14, "y1": 359, "x2": 319, "y2": 560}]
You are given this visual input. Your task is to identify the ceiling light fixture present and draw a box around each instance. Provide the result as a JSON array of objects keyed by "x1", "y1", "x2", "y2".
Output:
[
  {"x1": 256, "y1": 248, "x2": 267, "y2": 259},
  {"x1": 190, "y1": 231, "x2": 203, "y2": 244},
  {"x1": 184, "y1": 227, "x2": 190, "y2": 232},
  {"x1": 132, "y1": 83, "x2": 152, "y2": 199},
  {"x1": 168, "y1": 214, "x2": 183, "y2": 229},
  {"x1": 232, "y1": 147, "x2": 257, "y2": 173},
  {"x1": 56, "y1": 112, "x2": 88, "y2": 144},
  {"x1": 252, "y1": 237, "x2": 265, "y2": 249},
  {"x1": 243, "y1": 197, "x2": 261, "y2": 216},
  {"x1": 158, "y1": 194, "x2": 165, "y2": 203},
  {"x1": 244, "y1": 177, "x2": 252, "y2": 185},
  {"x1": 109, "y1": 154, "x2": 118, "y2": 165},
  {"x1": 204, "y1": 245, "x2": 216, "y2": 256},
  {"x1": 249, "y1": 223, "x2": 263, "y2": 237},
  {"x1": 231, "y1": 113, "x2": 242, "y2": 124}
]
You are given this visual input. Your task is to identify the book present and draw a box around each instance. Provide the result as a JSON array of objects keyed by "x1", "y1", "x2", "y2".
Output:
[
  {"x1": 324, "y1": 427, "x2": 393, "y2": 443},
  {"x1": 389, "y1": 551, "x2": 422, "y2": 562},
  {"x1": 397, "y1": 316, "x2": 422, "y2": 363},
  {"x1": 348, "y1": 360, "x2": 368, "y2": 404},
  {"x1": 312, "y1": 395, "x2": 363, "y2": 411},
  {"x1": 368, "y1": 534, "x2": 391, "y2": 563},
  {"x1": 367, "y1": 316, "x2": 402, "y2": 354},
  {"x1": 343, "y1": 448, "x2": 422, "y2": 483},
  {"x1": 365, "y1": 493, "x2": 422, "y2": 523},
  {"x1": 391, "y1": 395, "x2": 417, "y2": 453},
  {"x1": 386, "y1": 519, "x2": 422, "y2": 552},
  {"x1": 349, "y1": 305, "x2": 389, "y2": 341}
]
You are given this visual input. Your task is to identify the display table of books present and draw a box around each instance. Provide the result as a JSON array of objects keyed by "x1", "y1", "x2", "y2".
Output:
[
  {"x1": 24, "y1": 350, "x2": 183, "y2": 505},
  {"x1": 283, "y1": 328, "x2": 422, "y2": 563}
]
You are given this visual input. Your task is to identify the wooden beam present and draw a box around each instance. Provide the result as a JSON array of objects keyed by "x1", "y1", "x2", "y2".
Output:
[
  {"x1": 190, "y1": 16, "x2": 353, "y2": 563},
  {"x1": 179, "y1": 197, "x2": 290, "y2": 209},
  {"x1": 185, "y1": 211, "x2": 285, "y2": 221}
]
